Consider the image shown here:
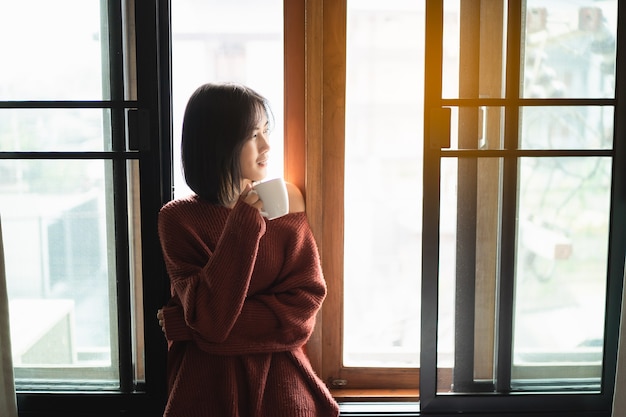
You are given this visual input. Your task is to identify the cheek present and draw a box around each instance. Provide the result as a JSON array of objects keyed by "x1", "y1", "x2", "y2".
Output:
[
  {"x1": 239, "y1": 145, "x2": 259, "y2": 175},
  {"x1": 240, "y1": 146, "x2": 254, "y2": 165}
]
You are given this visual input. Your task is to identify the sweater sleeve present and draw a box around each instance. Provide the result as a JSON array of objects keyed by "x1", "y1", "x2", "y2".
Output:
[
  {"x1": 158, "y1": 199, "x2": 266, "y2": 344},
  {"x1": 216, "y1": 216, "x2": 326, "y2": 352},
  {"x1": 161, "y1": 296, "x2": 193, "y2": 342}
]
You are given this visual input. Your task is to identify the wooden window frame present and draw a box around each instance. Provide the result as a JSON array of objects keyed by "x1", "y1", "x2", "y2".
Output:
[{"x1": 284, "y1": 0, "x2": 420, "y2": 399}]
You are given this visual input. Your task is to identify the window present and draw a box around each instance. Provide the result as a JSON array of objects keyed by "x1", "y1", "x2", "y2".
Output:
[
  {"x1": 1, "y1": 0, "x2": 130, "y2": 386},
  {"x1": 343, "y1": 1, "x2": 425, "y2": 371},
  {"x1": 421, "y1": 3, "x2": 620, "y2": 411},
  {"x1": 2, "y1": 1, "x2": 168, "y2": 414},
  {"x1": 308, "y1": 0, "x2": 626, "y2": 414}
]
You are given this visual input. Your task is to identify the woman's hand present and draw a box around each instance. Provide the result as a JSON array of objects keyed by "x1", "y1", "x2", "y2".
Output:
[
  {"x1": 239, "y1": 183, "x2": 264, "y2": 212},
  {"x1": 157, "y1": 309, "x2": 165, "y2": 333}
]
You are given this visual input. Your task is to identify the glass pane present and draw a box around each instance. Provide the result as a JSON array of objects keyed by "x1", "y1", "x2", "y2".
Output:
[
  {"x1": 0, "y1": 159, "x2": 119, "y2": 387},
  {"x1": 171, "y1": 0, "x2": 284, "y2": 198},
  {"x1": 441, "y1": 0, "x2": 460, "y2": 100},
  {"x1": 442, "y1": 0, "x2": 619, "y2": 101},
  {"x1": 0, "y1": 109, "x2": 112, "y2": 152},
  {"x1": 521, "y1": 106, "x2": 613, "y2": 150},
  {"x1": 343, "y1": 0, "x2": 425, "y2": 368},
  {"x1": 438, "y1": 158, "x2": 458, "y2": 371},
  {"x1": 514, "y1": 156, "x2": 610, "y2": 386},
  {"x1": 523, "y1": 1, "x2": 617, "y2": 99},
  {"x1": 442, "y1": 0, "x2": 507, "y2": 100},
  {"x1": 438, "y1": 155, "x2": 609, "y2": 392},
  {"x1": 0, "y1": 1, "x2": 107, "y2": 101}
]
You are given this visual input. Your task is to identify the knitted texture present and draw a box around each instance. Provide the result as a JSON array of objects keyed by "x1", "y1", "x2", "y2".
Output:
[{"x1": 158, "y1": 195, "x2": 339, "y2": 417}]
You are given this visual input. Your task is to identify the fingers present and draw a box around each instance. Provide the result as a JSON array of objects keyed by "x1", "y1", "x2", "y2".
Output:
[
  {"x1": 240, "y1": 184, "x2": 264, "y2": 211},
  {"x1": 156, "y1": 309, "x2": 165, "y2": 333},
  {"x1": 240, "y1": 183, "x2": 253, "y2": 196}
]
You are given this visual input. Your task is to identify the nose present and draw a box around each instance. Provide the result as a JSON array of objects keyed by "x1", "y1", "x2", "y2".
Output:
[{"x1": 259, "y1": 132, "x2": 270, "y2": 152}]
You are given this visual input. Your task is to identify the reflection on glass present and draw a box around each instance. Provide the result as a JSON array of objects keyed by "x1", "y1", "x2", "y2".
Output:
[
  {"x1": 343, "y1": 0, "x2": 425, "y2": 368},
  {"x1": 0, "y1": 109, "x2": 111, "y2": 152},
  {"x1": 521, "y1": 106, "x2": 613, "y2": 150},
  {"x1": 171, "y1": 0, "x2": 284, "y2": 198},
  {"x1": 0, "y1": 1, "x2": 105, "y2": 101},
  {"x1": 523, "y1": 1, "x2": 617, "y2": 99},
  {"x1": 0, "y1": 160, "x2": 119, "y2": 385},
  {"x1": 514, "y1": 157, "x2": 610, "y2": 383}
]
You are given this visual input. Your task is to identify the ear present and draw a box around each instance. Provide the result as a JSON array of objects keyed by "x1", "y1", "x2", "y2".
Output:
[{"x1": 286, "y1": 182, "x2": 306, "y2": 213}]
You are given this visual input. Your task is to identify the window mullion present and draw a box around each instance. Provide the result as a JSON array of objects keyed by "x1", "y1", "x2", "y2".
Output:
[
  {"x1": 420, "y1": 0, "x2": 445, "y2": 405},
  {"x1": 495, "y1": 0, "x2": 524, "y2": 394},
  {"x1": 452, "y1": 0, "x2": 481, "y2": 393},
  {"x1": 103, "y1": 0, "x2": 135, "y2": 393},
  {"x1": 110, "y1": 158, "x2": 133, "y2": 393},
  {"x1": 604, "y1": 0, "x2": 626, "y2": 402},
  {"x1": 133, "y1": 0, "x2": 170, "y2": 406}
]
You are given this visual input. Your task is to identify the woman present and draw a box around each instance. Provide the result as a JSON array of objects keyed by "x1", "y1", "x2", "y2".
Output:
[{"x1": 157, "y1": 83, "x2": 339, "y2": 417}]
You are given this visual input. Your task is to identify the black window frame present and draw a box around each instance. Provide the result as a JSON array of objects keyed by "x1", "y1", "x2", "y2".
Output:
[
  {"x1": 420, "y1": 1, "x2": 626, "y2": 416},
  {"x1": 7, "y1": 1, "x2": 171, "y2": 415}
]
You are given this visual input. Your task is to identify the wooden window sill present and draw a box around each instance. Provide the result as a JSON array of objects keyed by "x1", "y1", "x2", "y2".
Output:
[{"x1": 331, "y1": 388, "x2": 419, "y2": 402}]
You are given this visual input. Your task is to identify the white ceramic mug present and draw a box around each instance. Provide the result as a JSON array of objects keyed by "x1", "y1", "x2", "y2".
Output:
[{"x1": 253, "y1": 178, "x2": 289, "y2": 220}]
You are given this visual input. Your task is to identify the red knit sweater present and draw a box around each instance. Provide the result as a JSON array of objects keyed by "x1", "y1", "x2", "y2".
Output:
[{"x1": 158, "y1": 195, "x2": 339, "y2": 417}]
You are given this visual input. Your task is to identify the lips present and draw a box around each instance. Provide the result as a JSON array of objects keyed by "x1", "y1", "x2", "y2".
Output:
[{"x1": 257, "y1": 154, "x2": 269, "y2": 166}]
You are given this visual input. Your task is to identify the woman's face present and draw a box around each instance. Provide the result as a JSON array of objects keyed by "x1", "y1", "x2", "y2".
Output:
[{"x1": 239, "y1": 111, "x2": 270, "y2": 185}]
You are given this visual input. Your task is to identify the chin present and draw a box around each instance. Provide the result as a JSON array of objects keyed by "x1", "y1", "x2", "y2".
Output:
[{"x1": 256, "y1": 169, "x2": 268, "y2": 181}]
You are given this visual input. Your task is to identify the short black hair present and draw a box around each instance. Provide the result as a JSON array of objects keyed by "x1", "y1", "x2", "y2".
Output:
[{"x1": 181, "y1": 83, "x2": 271, "y2": 204}]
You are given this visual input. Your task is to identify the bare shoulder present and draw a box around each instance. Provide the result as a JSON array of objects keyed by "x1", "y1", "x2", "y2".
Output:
[{"x1": 286, "y1": 182, "x2": 306, "y2": 213}]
